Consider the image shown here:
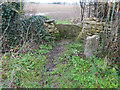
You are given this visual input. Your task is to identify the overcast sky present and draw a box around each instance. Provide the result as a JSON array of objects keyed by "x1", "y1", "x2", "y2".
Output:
[
  {"x1": 25, "y1": 0, "x2": 120, "y2": 3},
  {"x1": 25, "y1": 0, "x2": 79, "y2": 3}
]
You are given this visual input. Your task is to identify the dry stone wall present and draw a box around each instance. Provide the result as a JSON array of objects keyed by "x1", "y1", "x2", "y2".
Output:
[
  {"x1": 44, "y1": 19, "x2": 60, "y2": 40},
  {"x1": 77, "y1": 17, "x2": 111, "y2": 41},
  {"x1": 56, "y1": 24, "x2": 82, "y2": 38},
  {"x1": 77, "y1": 17, "x2": 112, "y2": 58}
]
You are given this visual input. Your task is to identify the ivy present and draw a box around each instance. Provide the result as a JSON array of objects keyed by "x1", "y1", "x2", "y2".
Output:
[{"x1": 1, "y1": 2, "x2": 49, "y2": 52}]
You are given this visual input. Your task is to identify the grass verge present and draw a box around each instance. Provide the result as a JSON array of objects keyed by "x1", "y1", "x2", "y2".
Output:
[{"x1": 2, "y1": 41, "x2": 119, "y2": 88}]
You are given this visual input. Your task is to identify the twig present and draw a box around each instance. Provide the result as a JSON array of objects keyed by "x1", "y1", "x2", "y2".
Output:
[
  {"x1": 102, "y1": 2, "x2": 111, "y2": 56},
  {"x1": 95, "y1": 2, "x2": 98, "y2": 31},
  {"x1": 0, "y1": 16, "x2": 11, "y2": 41},
  {"x1": 25, "y1": 22, "x2": 32, "y2": 42},
  {"x1": 16, "y1": 22, "x2": 32, "y2": 54},
  {"x1": 105, "y1": 2, "x2": 119, "y2": 58}
]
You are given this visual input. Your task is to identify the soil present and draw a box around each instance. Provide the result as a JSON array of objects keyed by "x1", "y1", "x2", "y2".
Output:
[
  {"x1": 38, "y1": 39, "x2": 75, "y2": 86},
  {"x1": 45, "y1": 39, "x2": 74, "y2": 71}
]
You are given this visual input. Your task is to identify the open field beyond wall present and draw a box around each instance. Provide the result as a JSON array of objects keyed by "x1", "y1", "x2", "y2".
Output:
[{"x1": 23, "y1": 3, "x2": 83, "y2": 20}]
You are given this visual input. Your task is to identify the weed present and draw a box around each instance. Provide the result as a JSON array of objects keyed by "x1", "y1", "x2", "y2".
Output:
[
  {"x1": 49, "y1": 43, "x2": 118, "y2": 88},
  {"x1": 2, "y1": 42, "x2": 118, "y2": 88}
]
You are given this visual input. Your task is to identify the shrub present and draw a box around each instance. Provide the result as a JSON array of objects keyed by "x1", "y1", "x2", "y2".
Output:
[
  {"x1": 21, "y1": 15, "x2": 48, "y2": 43},
  {"x1": 1, "y1": 2, "x2": 49, "y2": 52}
]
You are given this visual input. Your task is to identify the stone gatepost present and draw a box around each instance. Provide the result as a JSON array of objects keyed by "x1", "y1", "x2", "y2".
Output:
[{"x1": 84, "y1": 35, "x2": 99, "y2": 58}]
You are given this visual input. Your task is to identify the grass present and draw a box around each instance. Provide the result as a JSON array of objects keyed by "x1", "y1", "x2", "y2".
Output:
[
  {"x1": 2, "y1": 44, "x2": 52, "y2": 88},
  {"x1": 47, "y1": 43, "x2": 119, "y2": 88},
  {"x1": 50, "y1": 57, "x2": 118, "y2": 88},
  {"x1": 2, "y1": 41, "x2": 119, "y2": 88},
  {"x1": 56, "y1": 20, "x2": 71, "y2": 24}
]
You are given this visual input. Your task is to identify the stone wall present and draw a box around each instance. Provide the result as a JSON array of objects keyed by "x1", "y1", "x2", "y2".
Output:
[
  {"x1": 76, "y1": 17, "x2": 112, "y2": 58},
  {"x1": 44, "y1": 19, "x2": 60, "y2": 40},
  {"x1": 56, "y1": 24, "x2": 82, "y2": 38},
  {"x1": 77, "y1": 17, "x2": 111, "y2": 41}
]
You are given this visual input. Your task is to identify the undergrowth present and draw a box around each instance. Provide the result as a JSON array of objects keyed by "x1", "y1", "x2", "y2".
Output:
[
  {"x1": 2, "y1": 42, "x2": 119, "y2": 88},
  {"x1": 45, "y1": 43, "x2": 119, "y2": 88},
  {"x1": 2, "y1": 44, "x2": 52, "y2": 88}
]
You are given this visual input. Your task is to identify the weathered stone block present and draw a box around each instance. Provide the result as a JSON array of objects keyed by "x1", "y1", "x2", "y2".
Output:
[
  {"x1": 44, "y1": 19, "x2": 60, "y2": 40},
  {"x1": 83, "y1": 17, "x2": 100, "y2": 22},
  {"x1": 84, "y1": 35, "x2": 99, "y2": 58},
  {"x1": 56, "y1": 24, "x2": 82, "y2": 38},
  {"x1": 83, "y1": 21, "x2": 105, "y2": 26}
]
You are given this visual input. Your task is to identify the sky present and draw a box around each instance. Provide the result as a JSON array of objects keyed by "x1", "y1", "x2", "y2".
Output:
[
  {"x1": 25, "y1": 0, "x2": 79, "y2": 3},
  {"x1": 25, "y1": 0, "x2": 120, "y2": 3}
]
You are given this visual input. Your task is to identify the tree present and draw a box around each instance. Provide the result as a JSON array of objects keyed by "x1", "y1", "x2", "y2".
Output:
[
  {"x1": 52, "y1": 2, "x2": 62, "y2": 4},
  {"x1": 79, "y1": 0, "x2": 86, "y2": 21}
]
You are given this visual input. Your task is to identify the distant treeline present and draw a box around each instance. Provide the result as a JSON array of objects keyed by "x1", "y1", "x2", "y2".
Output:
[
  {"x1": 52, "y1": 2, "x2": 78, "y2": 5},
  {"x1": 52, "y1": 2, "x2": 62, "y2": 4},
  {"x1": 24, "y1": 2, "x2": 79, "y2": 5}
]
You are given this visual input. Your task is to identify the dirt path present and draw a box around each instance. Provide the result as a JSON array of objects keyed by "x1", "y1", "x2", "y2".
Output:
[
  {"x1": 45, "y1": 39, "x2": 74, "y2": 71},
  {"x1": 39, "y1": 39, "x2": 74, "y2": 86}
]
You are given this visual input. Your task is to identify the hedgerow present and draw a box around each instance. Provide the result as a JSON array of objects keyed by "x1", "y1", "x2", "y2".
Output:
[{"x1": 1, "y1": 2, "x2": 49, "y2": 52}]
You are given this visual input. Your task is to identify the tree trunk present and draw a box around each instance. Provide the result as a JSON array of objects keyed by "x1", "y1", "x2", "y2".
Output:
[{"x1": 117, "y1": 3, "x2": 120, "y2": 62}]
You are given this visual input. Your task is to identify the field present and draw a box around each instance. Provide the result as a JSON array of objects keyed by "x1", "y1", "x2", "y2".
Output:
[{"x1": 23, "y1": 3, "x2": 82, "y2": 21}]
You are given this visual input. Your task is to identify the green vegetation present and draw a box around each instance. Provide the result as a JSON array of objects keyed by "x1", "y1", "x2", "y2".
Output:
[
  {"x1": 1, "y1": 1, "x2": 119, "y2": 89},
  {"x1": 43, "y1": 15, "x2": 50, "y2": 19},
  {"x1": 1, "y1": 2, "x2": 22, "y2": 46},
  {"x1": 56, "y1": 20, "x2": 71, "y2": 24},
  {"x1": 2, "y1": 42, "x2": 119, "y2": 88},
  {"x1": 2, "y1": 44, "x2": 52, "y2": 88},
  {"x1": 50, "y1": 56, "x2": 118, "y2": 88},
  {"x1": 21, "y1": 15, "x2": 48, "y2": 42},
  {"x1": 47, "y1": 43, "x2": 118, "y2": 88},
  {"x1": 1, "y1": 2, "x2": 50, "y2": 48}
]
